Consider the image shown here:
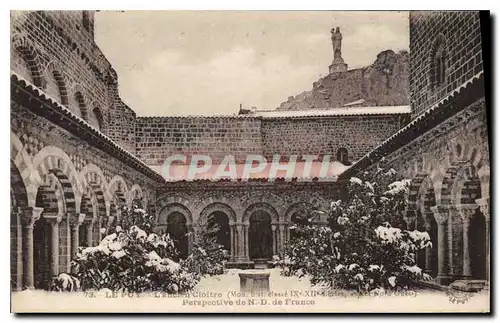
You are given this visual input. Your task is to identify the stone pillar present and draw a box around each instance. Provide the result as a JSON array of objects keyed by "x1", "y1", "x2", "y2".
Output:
[
  {"x1": 476, "y1": 197, "x2": 490, "y2": 282},
  {"x1": 229, "y1": 224, "x2": 236, "y2": 261},
  {"x1": 278, "y1": 222, "x2": 285, "y2": 256},
  {"x1": 431, "y1": 206, "x2": 451, "y2": 284},
  {"x1": 13, "y1": 211, "x2": 23, "y2": 291},
  {"x1": 456, "y1": 204, "x2": 477, "y2": 278},
  {"x1": 235, "y1": 224, "x2": 243, "y2": 261},
  {"x1": 243, "y1": 223, "x2": 250, "y2": 261},
  {"x1": 44, "y1": 215, "x2": 61, "y2": 278},
  {"x1": 271, "y1": 224, "x2": 277, "y2": 256},
  {"x1": 86, "y1": 219, "x2": 94, "y2": 247},
  {"x1": 20, "y1": 207, "x2": 43, "y2": 290},
  {"x1": 187, "y1": 225, "x2": 193, "y2": 255},
  {"x1": 424, "y1": 221, "x2": 432, "y2": 274},
  {"x1": 70, "y1": 213, "x2": 86, "y2": 258}
]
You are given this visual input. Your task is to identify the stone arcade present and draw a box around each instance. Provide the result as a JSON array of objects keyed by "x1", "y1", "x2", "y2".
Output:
[{"x1": 10, "y1": 11, "x2": 489, "y2": 291}]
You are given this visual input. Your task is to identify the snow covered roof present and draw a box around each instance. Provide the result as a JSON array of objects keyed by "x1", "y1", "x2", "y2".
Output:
[
  {"x1": 11, "y1": 72, "x2": 165, "y2": 183},
  {"x1": 253, "y1": 106, "x2": 410, "y2": 119}
]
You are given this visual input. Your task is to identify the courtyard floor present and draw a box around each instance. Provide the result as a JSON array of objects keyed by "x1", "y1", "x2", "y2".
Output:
[{"x1": 11, "y1": 268, "x2": 490, "y2": 313}]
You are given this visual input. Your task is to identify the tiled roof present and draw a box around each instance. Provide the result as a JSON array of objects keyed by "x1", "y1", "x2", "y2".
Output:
[
  {"x1": 11, "y1": 72, "x2": 165, "y2": 184},
  {"x1": 338, "y1": 71, "x2": 485, "y2": 180},
  {"x1": 150, "y1": 161, "x2": 349, "y2": 183},
  {"x1": 252, "y1": 105, "x2": 411, "y2": 119}
]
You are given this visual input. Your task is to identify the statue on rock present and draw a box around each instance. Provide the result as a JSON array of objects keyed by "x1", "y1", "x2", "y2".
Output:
[
  {"x1": 331, "y1": 27, "x2": 343, "y2": 60},
  {"x1": 329, "y1": 26, "x2": 348, "y2": 74}
]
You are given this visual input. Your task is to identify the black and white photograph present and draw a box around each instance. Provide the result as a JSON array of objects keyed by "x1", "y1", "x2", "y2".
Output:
[{"x1": 9, "y1": 9, "x2": 491, "y2": 313}]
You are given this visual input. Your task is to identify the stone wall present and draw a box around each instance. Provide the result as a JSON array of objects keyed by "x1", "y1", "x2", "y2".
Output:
[
  {"x1": 10, "y1": 11, "x2": 136, "y2": 153},
  {"x1": 277, "y1": 50, "x2": 409, "y2": 110},
  {"x1": 410, "y1": 11, "x2": 483, "y2": 118},
  {"x1": 135, "y1": 114, "x2": 406, "y2": 166},
  {"x1": 261, "y1": 115, "x2": 405, "y2": 163},
  {"x1": 135, "y1": 116, "x2": 263, "y2": 165}
]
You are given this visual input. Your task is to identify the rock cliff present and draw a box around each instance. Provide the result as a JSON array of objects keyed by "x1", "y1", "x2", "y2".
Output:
[{"x1": 277, "y1": 50, "x2": 409, "y2": 110}]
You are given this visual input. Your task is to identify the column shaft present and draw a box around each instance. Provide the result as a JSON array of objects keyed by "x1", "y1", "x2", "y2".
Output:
[
  {"x1": 22, "y1": 226, "x2": 35, "y2": 289},
  {"x1": 462, "y1": 218, "x2": 471, "y2": 277},
  {"x1": 86, "y1": 222, "x2": 94, "y2": 247},
  {"x1": 50, "y1": 222, "x2": 59, "y2": 277}
]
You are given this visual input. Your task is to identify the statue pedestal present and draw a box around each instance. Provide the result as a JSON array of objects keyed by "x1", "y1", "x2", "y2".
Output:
[
  {"x1": 239, "y1": 271, "x2": 270, "y2": 293},
  {"x1": 329, "y1": 62, "x2": 348, "y2": 74}
]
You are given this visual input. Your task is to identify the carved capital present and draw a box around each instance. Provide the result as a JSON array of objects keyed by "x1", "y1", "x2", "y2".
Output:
[
  {"x1": 19, "y1": 206, "x2": 43, "y2": 228},
  {"x1": 43, "y1": 213, "x2": 62, "y2": 225},
  {"x1": 455, "y1": 204, "x2": 478, "y2": 223},
  {"x1": 430, "y1": 205, "x2": 450, "y2": 225},
  {"x1": 271, "y1": 224, "x2": 277, "y2": 231},
  {"x1": 475, "y1": 197, "x2": 490, "y2": 220}
]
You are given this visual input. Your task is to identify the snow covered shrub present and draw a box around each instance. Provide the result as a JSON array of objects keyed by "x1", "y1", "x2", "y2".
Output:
[
  {"x1": 183, "y1": 218, "x2": 230, "y2": 276},
  {"x1": 69, "y1": 206, "x2": 199, "y2": 293},
  {"x1": 277, "y1": 164, "x2": 433, "y2": 292},
  {"x1": 50, "y1": 273, "x2": 81, "y2": 292}
]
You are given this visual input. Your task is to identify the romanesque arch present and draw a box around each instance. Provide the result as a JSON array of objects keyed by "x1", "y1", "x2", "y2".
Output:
[
  {"x1": 44, "y1": 60, "x2": 68, "y2": 105},
  {"x1": 128, "y1": 184, "x2": 145, "y2": 209},
  {"x1": 11, "y1": 131, "x2": 39, "y2": 208},
  {"x1": 199, "y1": 203, "x2": 237, "y2": 254},
  {"x1": 32, "y1": 146, "x2": 81, "y2": 216},
  {"x1": 90, "y1": 101, "x2": 104, "y2": 132},
  {"x1": 70, "y1": 84, "x2": 88, "y2": 121},
  {"x1": 243, "y1": 203, "x2": 279, "y2": 261},
  {"x1": 108, "y1": 175, "x2": 128, "y2": 221},
  {"x1": 79, "y1": 163, "x2": 108, "y2": 218},
  {"x1": 158, "y1": 203, "x2": 193, "y2": 260},
  {"x1": 11, "y1": 33, "x2": 45, "y2": 88},
  {"x1": 10, "y1": 160, "x2": 29, "y2": 290}
]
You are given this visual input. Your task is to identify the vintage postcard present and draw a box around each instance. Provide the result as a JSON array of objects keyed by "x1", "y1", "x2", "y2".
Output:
[{"x1": 10, "y1": 10, "x2": 490, "y2": 313}]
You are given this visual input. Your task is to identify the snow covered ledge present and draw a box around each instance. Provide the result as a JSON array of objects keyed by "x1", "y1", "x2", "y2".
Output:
[{"x1": 239, "y1": 271, "x2": 271, "y2": 293}]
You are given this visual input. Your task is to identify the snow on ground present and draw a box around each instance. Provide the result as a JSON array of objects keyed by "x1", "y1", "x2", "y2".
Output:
[{"x1": 11, "y1": 268, "x2": 489, "y2": 313}]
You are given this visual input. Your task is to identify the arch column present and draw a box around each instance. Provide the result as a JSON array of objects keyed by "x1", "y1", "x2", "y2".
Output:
[
  {"x1": 187, "y1": 225, "x2": 194, "y2": 255},
  {"x1": 84, "y1": 218, "x2": 95, "y2": 247},
  {"x1": 43, "y1": 215, "x2": 61, "y2": 278},
  {"x1": 243, "y1": 223, "x2": 250, "y2": 261},
  {"x1": 424, "y1": 221, "x2": 433, "y2": 273},
  {"x1": 234, "y1": 223, "x2": 244, "y2": 261},
  {"x1": 20, "y1": 206, "x2": 43, "y2": 290},
  {"x1": 70, "y1": 213, "x2": 86, "y2": 259},
  {"x1": 431, "y1": 206, "x2": 451, "y2": 284},
  {"x1": 229, "y1": 223, "x2": 236, "y2": 261},
  {"x1": 456, "y1": 204, "x2": 478, "y2": 278},
  {"x1": 271, "y1": 224, "x2": 277, "y2": 256},
  {"x1": 278, "y1": 222, "x2": 286, "y2": 256},
  {"x1": 475, "y1": 197, "x2": 490, "y2": 282}
]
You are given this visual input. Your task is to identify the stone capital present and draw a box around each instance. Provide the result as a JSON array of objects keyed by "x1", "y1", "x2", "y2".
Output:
[
  {"x1": 455, "y1": 204, "x2": 478, "y2": 223},
  {"x1": 19, "y1": 206, "x2": 43, "y2": 228},
  {"x1": 475, "y1": 197, "x2": 490, "y2": 220},
  {"x1": 430, "y1": 205, "x2": 450, "y2": 225},
  {"x1": 271, "y1": 224, "x2": 277, "y2": 231},
  {"x1": 43, "y1": 213, "x2": 62, "y2": 225}
]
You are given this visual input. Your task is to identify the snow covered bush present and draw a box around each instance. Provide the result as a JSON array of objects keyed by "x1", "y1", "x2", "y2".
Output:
[
  {"x1": 183, "y1": 218, "x2": 230, "y2": 276},
  {"x1": 69, "y1": 206, "x2": 199, "y2": 293},
  {"x1": 50, "y1": 273, "x2": 81, "y2": 292},
  {"x1": 277, "y1": 164, "x2": 433, "y2": 292}
]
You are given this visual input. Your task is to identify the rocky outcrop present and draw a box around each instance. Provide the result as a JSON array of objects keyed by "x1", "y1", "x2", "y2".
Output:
[{"x1": 277, "y1": 50, "x2": 409, "y2": 110}]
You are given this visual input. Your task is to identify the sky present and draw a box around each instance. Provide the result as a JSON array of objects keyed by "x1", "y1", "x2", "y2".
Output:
[{"x1": 94, "y1": 11, "x2": 409, "y2": 116}]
